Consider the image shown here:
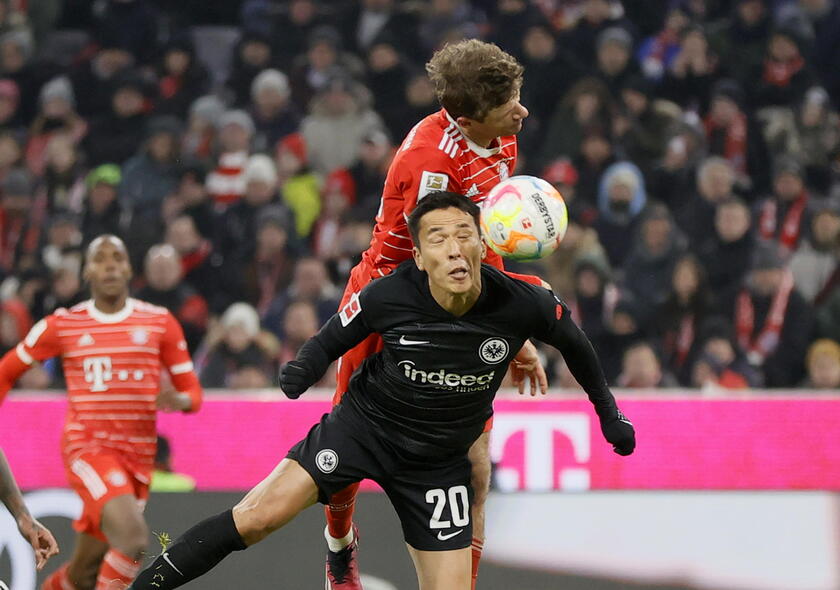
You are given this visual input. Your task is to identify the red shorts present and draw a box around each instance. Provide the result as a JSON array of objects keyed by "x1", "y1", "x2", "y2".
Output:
[
  {"x1": 334, "y1": 264, "x2": 544, "y2": 430},
  {"x1": 65, "y1": 449, "x2": 150, "y2": 542}
]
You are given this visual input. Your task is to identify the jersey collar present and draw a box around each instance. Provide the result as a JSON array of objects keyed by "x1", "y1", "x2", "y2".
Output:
[
  {"x1": 443, "y1": 110, "x2": 502, "y2": 158},
  {"x1": 86, "y1": 298, "x2": 135, "y2": 323}
]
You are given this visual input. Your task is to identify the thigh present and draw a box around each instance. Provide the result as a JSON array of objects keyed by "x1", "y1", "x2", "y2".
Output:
[
  {"x1": 382, "y1": 456, "x2": 474, "y2": 552},
  {"x1": 407, "y1": 545, "x2": 471, "y2": 590},
  {"x1": 286, "y1": 410, "x2": 382, "y2": 504},
  {"x1": 65, "y1": 450, "x2": 142, "y2": 542},
  {"x1": 467, "y1": 432, "x2": 491, "y2": 497}
]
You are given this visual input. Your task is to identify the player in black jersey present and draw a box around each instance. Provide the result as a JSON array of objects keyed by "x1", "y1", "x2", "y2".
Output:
[{"x1": 129, "y1": 192, "x2": 635, "y2": 590}]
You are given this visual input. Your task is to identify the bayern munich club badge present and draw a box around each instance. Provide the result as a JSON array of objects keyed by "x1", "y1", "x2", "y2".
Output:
[
  {"x1": 316, "y1": 449, "x2": 339, "y2": 473},
  {"x1": 479, "y1": 338, "x2": 509, "y2": 364}
]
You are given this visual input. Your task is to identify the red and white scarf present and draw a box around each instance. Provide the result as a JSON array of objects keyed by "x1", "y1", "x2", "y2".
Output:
[
  {"x1": 736, "y1": 271, "x2": 794, "y2": 365},
  {"x1": 759, "y1": 191, "x2": 808, "y2": 255},
  {"x1": 763, "y1": 56, "x2": 805, "y2": 88},
  {"x1": 704, "y1": 111, "x2": 748, "y2": 175}
]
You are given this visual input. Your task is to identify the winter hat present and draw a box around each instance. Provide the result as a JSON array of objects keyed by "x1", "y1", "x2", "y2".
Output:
[
  {"x1": 86, "y1": 164, "x2": 122, "y2": 188},
  {"x1": 277, "y1": 133, "x2": 307, "y2": 164},
  {"x1": 221, "y1": 302, "x2": 260, "y2": 338},
  {"x1": 244, "y1": 153, "x2": 278, "y2": 185},
  {"x1": 218, "y1": 109, "x2": 255, "y2": 135},
  {"x1": 189, "y1": 95, "x2": 225, "y2": 123},
  {"x1": 251, "y1": 69, "x2": 290, "y2": 100},
  {"x1": 39, "y1": 76, "x2": 75, "y2": 107},
  {"x1": 542, "y1": 158, "x2": 579, "y2": 186}
]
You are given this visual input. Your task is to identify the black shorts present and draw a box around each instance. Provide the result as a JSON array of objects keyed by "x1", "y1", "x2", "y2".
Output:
[{"x1": 287, "y1": 408, "x2": 474, "y2": 551}]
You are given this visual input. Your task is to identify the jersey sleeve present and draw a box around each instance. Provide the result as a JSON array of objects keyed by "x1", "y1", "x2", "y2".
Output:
[
  {"x1": 394, "y1": 147, "x2": 462, "y2": 216},
  {"x1": 0, "y1": 314, "x2": 62, "y2": 403},
  {"x1": 530, "y1": 288, "x2": 619, "y2": 421},
  {"x1": 160, "y1": 312, "x2": 202, "y2": 412}
]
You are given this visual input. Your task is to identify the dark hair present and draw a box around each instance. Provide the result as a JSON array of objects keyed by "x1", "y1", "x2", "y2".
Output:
[
  {"x1": 407, "y1": 191, "x2": 481, "y2": 246},
  {"x1": 426, "y1": 39, "x2": 524, "y2": 121}
]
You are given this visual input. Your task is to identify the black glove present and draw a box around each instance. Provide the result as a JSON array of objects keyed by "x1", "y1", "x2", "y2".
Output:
[
  {"x1": 600, "y1": 409, "x2": 635, "y2": 456},
  {"x1": 278, "y1": 360, "x2": 312, "y2": 399}
]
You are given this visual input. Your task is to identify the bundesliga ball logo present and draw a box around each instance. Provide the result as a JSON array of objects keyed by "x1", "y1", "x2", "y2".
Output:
[{"x1": 480, "y1": 175, "x2": 568, "y2": 261}]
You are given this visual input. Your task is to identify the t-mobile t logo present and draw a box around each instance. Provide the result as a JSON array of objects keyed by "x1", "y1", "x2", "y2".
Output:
[
  {"x1": 490, "y1": 412, "x2": 591, "y2": 491},
  {"x1": 83, "y1": 356, "x2": 113, "y2": 392}
]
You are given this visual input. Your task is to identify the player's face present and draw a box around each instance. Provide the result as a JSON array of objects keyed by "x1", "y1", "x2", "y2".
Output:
[
  {"x1": 84, "y1": 237, "x2": 132, "y2": 298},
  {"x1": 463, "y1": 93, "x2": 529, "y2": 139},
  {"x1": 413, "y1": 207, "x2": 486, "y2": 295}
]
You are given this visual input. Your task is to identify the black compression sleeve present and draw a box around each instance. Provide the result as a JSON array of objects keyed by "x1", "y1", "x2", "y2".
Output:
[{"x1": 553, "y1": 320, "x2": 618, "y2": 420}]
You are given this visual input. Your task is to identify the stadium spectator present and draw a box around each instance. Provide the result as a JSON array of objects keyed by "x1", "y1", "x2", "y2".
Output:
[
  {"x1": 390, "y1": 71, "x2": 438, "y2": 141},
  {"x1": 613, "y1": 74, "x2": 677, "y2": 175},
  {"x1": 417, "y1": 0, "x2": 487, "y2": 56},
  {"x1": 0, "y1": 168, "x2": 42, "y2": 275},
  {"x1": 341, "y1": 129, "x2": 391, "y2": 222},
  {"x1": 782, "y1": 0, "x2": 840, "y2": 109},
  {"x1": 198, "y1": 302, "x2": 276, "y2": 388},
  {"x1": 263, "y1": 256, "x2": 340, "y2": 339},
  {"x1": 301, "y1": 75, "x2": 384, "y2": 177},
  {"x1": 68, "y1": 38, "x2": 134, "y2": 119},
  {"x1": 757, "y1": 155, "x2": 812, "y2": 257},
  {"x1": 538, "y1": 77, "x2": 614, "y2": 176},
  {"x1": 618, "y1": 340, "x2": 678, "y2": 388},
  {"x1": 42, "y1": 260, "x2": 84, "y2": 315},
  {"x1": 277, "y1": 299, "x2": 321, "y2": 369},
  {"x1": 704, "y1": 78, "x2": 770, "y2": 194},
  {"x1": 542, "y1": 209, "x2": 608, "y2": 301},
  {"x1": 249, "y1": 69, "x2": 300, "y2": 153},
  {"x1": 654, "y1": 254, "x2": 715, "y2": 384},
  {"x1": 120, "y1": 116, "x2": 183, "y2": 218},
  {"x1": 690, "y1": 317, "x2": 759, "y2": 390},
  {"x1": 135, "y1": 244, "x2": 209, "y2": 352},
  {"x1": 92, "y1": 0, "x2": 160, "y2": 65},
  {"x1": 594, "y1": 294, "x2": 644, "y2": 385},
  {"x1": 162, "y1": 161, "x2": 216, "y2": 240},
  {"x1": 40, "y1": 212, "x2": 83, "y2": 276},
  {"x1": 593, "y1": 161, "x2": 646, "y2": 269},
  {"x1": 567, "y1": 254, "x2": 617, "y2": 343},
  {"x1": 659, "y1": 25, "x2": 720, "y2": 115},
  {"x1": 226, "y1": 31, "x2": 276, "y2": 108},
  {"x1": 155, "y1": 35, "x2": 211, "y2": 120},
  {"x1": 41, "y1": 133, "x2": 86, "y2": 214},
  {"x1": 364, "y1": 36, "x2": 411, "y2": 141},
  {"x1": 792, "y1": 86, "x2": 840, "y2": 194},
  {"x1": 310, "y1": 168, "x2": 356, "y2": 261},
  {"x1": 489, "y1": 0, "x2": 550, "y2": 61},
  {"x1": 623, "y1": 204, "x2": 688, "y2": 322},
  {"x1": 274, "y1": 133, "x2": 321, "y2": 239},
  {"x1": 80, "y1": 164, "x2": 128, "y2": 248},
  {"x1": 165, "y1": 214, "x2": 226, "y2": 314},
  {"x1": 563, "y1": 0, "x2": 633, "y2": 68},
  {"x1": 0, "y1": 78, "x2": 22, "y2": 133},
  {"x1": 574, "y1": 126, "x2": 617, "y2": 206},
  {"x1": 0, "y1": 31, "x2": 37, "y2": 124},
  {"x1": 182, "y1": 94, "x2": 224, "y2": 161},
  {"x1": 802, "y1": 338, "x2": 840, "y2": 389},
  {"x1": 636, "y1": 6, "x2": 688, "y2": 82},
  {"x1": 206, "y1": 110, "x2": 254, "y2": 207},
  {"x1": 0, "y1": 128, "x2": 23, "y2": 178},
  {"x1": 706, "y1": 0, "x2": 770, "y2": 86},
  {"x1": 25, "y1": 76, "x2": 87, "y2": 176},
  {"x1": 791, "y1": 200, "x2": 840, "y2": 303},
  {"x1": 647, "y1": 119, "x2": 708, "y2": 211},
  {"x1": 83, "y1": 73, "x2": 150, "y2": 166},
  {"x1": 731, "y1": 242, "x2": 814, "y2": 387},
  {"x1": 746, "y1": 27, "x2": 815, "y2": 110},
  {"x1": 594, "y1": 26, "x2": 640, "y2": 100},
  {"x1": 341, "y1": 0, "x2": 421, "y2": 58},
  {"x1": 150, "y1": 435, "x2": 197, "y2": 493},
  {"x1": 272, "y1": 0, "x2": 327, "y2": 69},
  {"x1": 674, "y1": 156, "x2": 737, "y2": 248},
  {"x1": 698, "y1": 197, "x2": 756, "y2": 300}
]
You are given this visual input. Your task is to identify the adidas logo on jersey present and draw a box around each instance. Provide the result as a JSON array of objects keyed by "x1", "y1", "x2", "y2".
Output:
[
  {"x1": 77, "y1": 333, "x2": 95, "y2": 346},
  {"x1": 464, "y1": 184, "x2": 480, "y2": 198}
]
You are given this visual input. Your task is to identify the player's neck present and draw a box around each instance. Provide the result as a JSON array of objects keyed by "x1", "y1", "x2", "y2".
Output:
[
  {"x1": 92, "y1": 293, "x2": 129, "y2": 314},
  {"x1": 429, "y1": 280, "x2": 481, "y2": 317},
  {"x1": 461, "y1": 128, "x2": 494, "y2": 149}
]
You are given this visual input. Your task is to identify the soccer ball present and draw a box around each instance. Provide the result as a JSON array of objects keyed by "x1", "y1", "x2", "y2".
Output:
[{"x1": 479, "y1": 175, "x2": 568, "y2": 261}]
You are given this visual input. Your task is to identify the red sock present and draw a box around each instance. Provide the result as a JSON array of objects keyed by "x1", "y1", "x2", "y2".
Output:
[
  {"x1": 41, "y1": 563, "x2": 75, "y2": 590},
  {"x1": 471, "y1": 537, "x2": 484, "y2": 590},
  {"x1": 94, "y1": 549, "x2": 140, "y2": 589},
  {"x1": 325, "y1": 482, "x2": 361, "y2": 539}
]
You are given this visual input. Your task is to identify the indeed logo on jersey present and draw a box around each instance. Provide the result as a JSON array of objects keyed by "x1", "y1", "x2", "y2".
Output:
[{"x1": 398, "y1": 360, "x2": 495, "y2": 391}]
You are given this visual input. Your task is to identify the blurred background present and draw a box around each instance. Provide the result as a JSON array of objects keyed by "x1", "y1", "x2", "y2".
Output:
[{"x1": 0, "y1": 0, "x2": 839, "y2": 588}]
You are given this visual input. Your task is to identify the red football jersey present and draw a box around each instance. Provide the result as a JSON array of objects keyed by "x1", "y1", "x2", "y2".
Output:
[
  {"x1": 11, "y1": 298, "x2": 198, "y2": 478},
  {"x1": 361, "y1": 109, "x2": 517, "y2": 277}
]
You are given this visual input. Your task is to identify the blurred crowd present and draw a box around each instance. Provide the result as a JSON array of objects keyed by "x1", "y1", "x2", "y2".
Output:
[{"x1": 1, "y1": 0, "x2": 839, "y2": 392}]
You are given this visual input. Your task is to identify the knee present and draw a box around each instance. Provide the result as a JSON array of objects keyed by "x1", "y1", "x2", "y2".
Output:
[
  {"x1": 470, "y1": 461, "x2": 491, "y2": 506},
  {"x1": 110, "y1": 518, "x2": 150, "y2": 560},
  {"x1": 232, "y1": 501, "x2": 276, "y2": 544}
]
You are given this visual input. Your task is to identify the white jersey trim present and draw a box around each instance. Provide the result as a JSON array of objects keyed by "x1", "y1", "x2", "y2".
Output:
[{"x1": 86, "y1": 299, "x2": 135, "y2": 324}]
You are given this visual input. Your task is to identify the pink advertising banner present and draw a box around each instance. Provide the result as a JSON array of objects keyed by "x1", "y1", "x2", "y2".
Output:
[{"x1": 2, "y1": 392, "x2": 839, "y2": 491}]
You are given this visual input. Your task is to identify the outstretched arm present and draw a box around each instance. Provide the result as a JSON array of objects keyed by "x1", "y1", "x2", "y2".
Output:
[
  {"x1": 534, "y1": 293, "x2": 635, "y2": 455},
  {"x1": 0, "y1": 449, "x2": 59, "y2": 569},
  {"x1": 278, "y1": 294, "x2": 373, "y2": 399}
]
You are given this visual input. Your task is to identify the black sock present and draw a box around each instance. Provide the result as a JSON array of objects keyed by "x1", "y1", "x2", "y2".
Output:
[{"x1": 130, "y1": 509, "x2": 247, "y2": 589}]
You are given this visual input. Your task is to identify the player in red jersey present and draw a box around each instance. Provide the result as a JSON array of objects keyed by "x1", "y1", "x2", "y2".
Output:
[
  {"x1": 324, "y1": 40, "x2": 548, "y2": 590},
  {"x1": 0, "y1": 235, "x2": 203, "y2": 590}
]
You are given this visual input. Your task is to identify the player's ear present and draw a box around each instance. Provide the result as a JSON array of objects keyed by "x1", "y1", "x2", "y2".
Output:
[
  {"x1": 413, "y1": 246, "x2": 424, "y2": 271},
  {"x1": 479, "y1": 235, "x2": 487, "y2": 259}
]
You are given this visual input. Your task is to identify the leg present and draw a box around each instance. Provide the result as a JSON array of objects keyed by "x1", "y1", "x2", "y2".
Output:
[
  {"x1": 467, "y1": 432, "x2": 491, "y2": 590},
  {"x1": 407, "y1": 545, "x2": 471, "y2": 590},
  {"x1": 96, "y1": 494, "x2": 149, "y2": 589},
  {"x1": 42, "y1": 532, "x2": 108, "y2": 590},
  {"x1": 130, "y1": 459, "x2": 318, "y2": 589}
]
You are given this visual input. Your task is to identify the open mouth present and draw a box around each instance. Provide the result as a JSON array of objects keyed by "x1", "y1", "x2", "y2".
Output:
[{"x1": 449, "y1": 265, "x2": 469, "y2": 281}]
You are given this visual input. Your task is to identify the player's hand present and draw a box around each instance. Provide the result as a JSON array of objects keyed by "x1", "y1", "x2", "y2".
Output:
[
  {"x1": 510, "y1": 341, "x2": 548, "y2": 396},
  {"x1": 18, "y1": 516, "x2": 59, "y2": 570},
  {"x1": 157, "y1": 388, "x2": 192, "y2": 412},
  {"x1": 600, "y1": 410, "x2": 636, "y2": 456},
  {"x1": 278, "y1": 361, "x2": 311, "y2": 399}
]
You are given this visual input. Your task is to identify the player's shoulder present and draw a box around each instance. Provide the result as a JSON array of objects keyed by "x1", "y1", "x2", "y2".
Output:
[
  {"x1": 362, "y1": 261, "x2": 419, "y2": 301},
  {"x1": 130, "y1": 298, "x2": 172, "y2": 321},
  {"x1": 482, "y1": 265, "x2": 548, "y2": 302},
  {"x1": 397, "y1": 110, "x2": 461, "y2": 162}
]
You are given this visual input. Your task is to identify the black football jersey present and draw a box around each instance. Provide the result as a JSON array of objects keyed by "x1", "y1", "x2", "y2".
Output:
[{"x1": 300, "y1": 262, "x2": 616, "y2": 460}]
